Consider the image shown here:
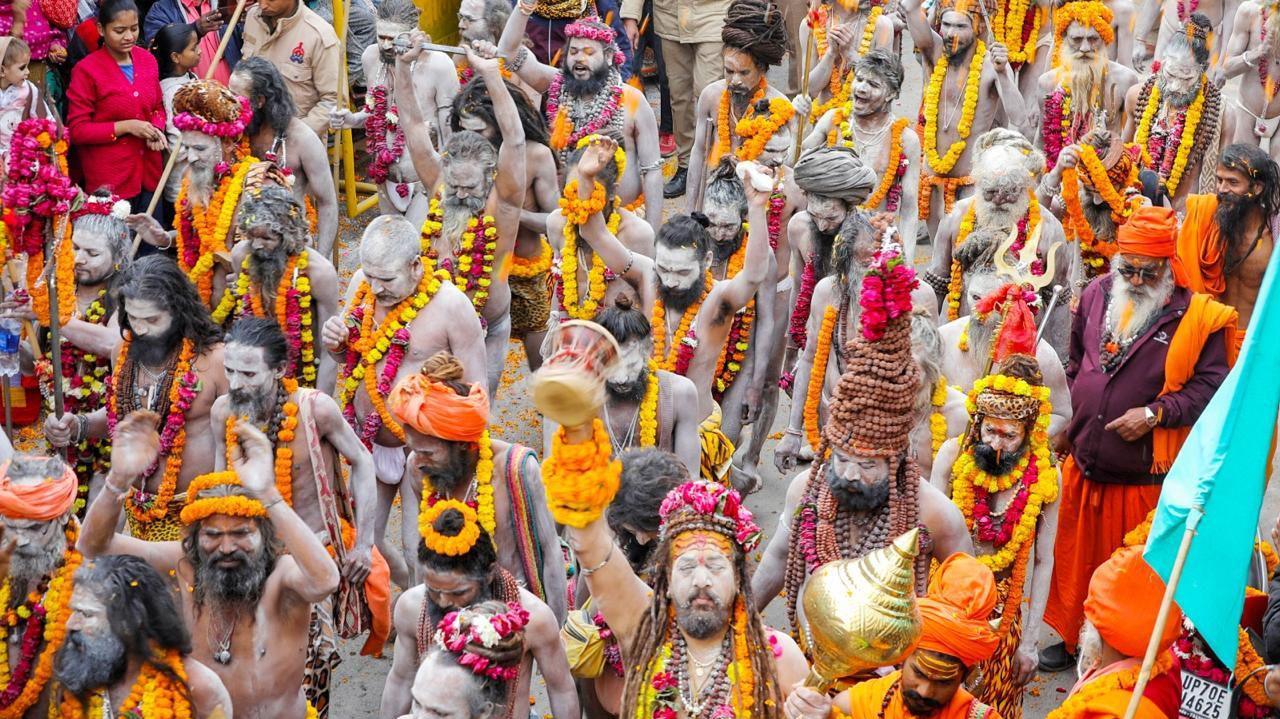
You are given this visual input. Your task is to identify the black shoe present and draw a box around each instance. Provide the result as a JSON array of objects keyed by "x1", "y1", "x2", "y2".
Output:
[
  {"x1": 1038, "y1": 642, "x2": 1077, "y2": 672},
  {"x1": 664, "y1": 167, "x2": 687, "y2": 198}
]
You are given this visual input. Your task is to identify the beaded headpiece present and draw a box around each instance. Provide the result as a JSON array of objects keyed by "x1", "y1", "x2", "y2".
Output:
[
  {"x1": 70, "y1": 192, "x2": 130, "y2": 222},
  {"x1": 179, "y1": 472, "x2": 266, "y2": 525},
  {"x1": 419, "y1": 499, "x2": 483, "y2": 557},
  {"x1": 823, "y1": 251, "x2": 921, "y2": 458},
  {"x1": 564, "y1": 17, "x2": 627, "y2": 66},
  {"x1": 969, "y1": 367, "x2": 1050, "y2": 422},
  {"x1": 172, "y1": 81, "x2": 254, "y2": 139},
  {"x1": 434, "y1": 602, "x2": 530, "y2": 681},
  {"x1": 658, "y1": 481, "x2": 762, "y2": 554}
]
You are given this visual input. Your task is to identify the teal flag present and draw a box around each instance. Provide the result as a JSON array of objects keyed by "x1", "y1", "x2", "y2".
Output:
[{"x1": 1144, "y1": 243, "x2": 1280, "y2": 670}]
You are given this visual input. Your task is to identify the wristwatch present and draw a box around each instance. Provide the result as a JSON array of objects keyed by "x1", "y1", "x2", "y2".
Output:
[{"x1": 1143, "y1": 406, "x2": 1158, "y2": 427}]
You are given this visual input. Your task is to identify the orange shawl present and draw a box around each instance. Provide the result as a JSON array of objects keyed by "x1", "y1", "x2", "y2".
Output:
[
  {"x1": 1176, "y1": 194, "x2": 1225, "y2": 297},
  {"x1": 839, "y1": 672, "x2": 999, "y2": 719},
  {"x1": 1151, "y1": 293, "x2": 1238, "y2": 473}
]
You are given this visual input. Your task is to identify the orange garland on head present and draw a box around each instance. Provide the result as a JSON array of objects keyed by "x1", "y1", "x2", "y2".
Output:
[{"x1": 803, "y1": 305, "x2": 838, "y2": 453}]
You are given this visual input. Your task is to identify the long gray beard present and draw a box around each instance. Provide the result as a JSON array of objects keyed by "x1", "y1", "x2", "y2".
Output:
[
  {"x1": 1106, "y1": 269, "x2": 1174, "y2": 341},
  {"x1": 229, "y1": 390, "x2": 274, "y2": 423},
  {"x1": 441, "y1": 191, "x2": 487, "y2": 251},
  {"x1": 248, "y1": 251, "x2": 287, "y2": 293},
  {"x1": 1061, "y1": 51, "x2": 1107, "y2": 120},
  {"x1": 967, "y1": 315, "x2": 997, "y2": 360},
  {"x1": 9, "y1": 528, "x2": 67, "y2": 606},
  {"x1": 975, "y1": 194, "x2": 1030, "y2": 231},
  {"x1": 1159, "y1": 76, "x2": 1202, "y2": 109},
  {"x1": 187, "y1": 163, "x2": 217, "y2": 207}
]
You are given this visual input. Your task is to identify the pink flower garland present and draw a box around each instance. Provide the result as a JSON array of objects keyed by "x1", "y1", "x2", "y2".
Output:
[
  {"x1": 173, "y1": 96, "x2": 254, "y2": 138},
  {"x1": 106, "y1": 354, "x2": 199, "y2": 479},
  {"x1": 364, "y1": 85, "x2": 406, "y2": 188},
  {"x1": 858, "y1": 250, "x2": 917, "y2": 342},
  {"x1": 0, "y1": 602, "x2": 46, "y2": 708},
  {"x1": 658, "y1": 481, "x2": 761, "y2": 551},
  {"x1": 2, "y1": 118, "x2": 76, "y2": 255},
  {"x1": 972, "y1": 458, "x2": 1036, "y2": 545},
  {"x1": 1041, "y1": 88, "x2": 1068, "y2": 172},
  {"x1": 591, "y1": 613, "x2": 624, "y2": 676},
  {"x1": 1006, "y1": 213, "x2": 1045, "y2": 276},
  {"x1": 437, "y1": 602, "x2": 531, "y2": 682},
  {"x1": 788, "y1": 260, "x2": 818, "y2": 350},
  {"x1": 340, "y1": 307, "x2": 410, "y2": 447},
  {"x1": 545, "y1": 75, "x2": 624, "y2": 148}
]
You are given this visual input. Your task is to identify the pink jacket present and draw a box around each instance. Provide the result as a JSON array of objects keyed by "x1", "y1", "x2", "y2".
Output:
[{"x1": 66, "y1": 46, "x2": 165, "y2": 199}]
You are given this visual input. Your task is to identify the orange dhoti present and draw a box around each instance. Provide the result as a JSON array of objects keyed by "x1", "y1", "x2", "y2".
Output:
[{"x1": 1044, "y1": 457, "x2": 1162, "y2": 653}]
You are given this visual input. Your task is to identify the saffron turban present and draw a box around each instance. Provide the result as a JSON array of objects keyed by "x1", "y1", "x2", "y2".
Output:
[
  {"x1": 1084, "y1": 546, "x2": 1182, "y2": 658},
  {"x1": 0, "y1": 460, "x2": 79, "y2": 521},
  {"x1": 916, "y1": 553, "x2": 1001, "y2": 667},
  {"x1": 388, "y1": 374, "x2": 490, "y2": 442},
  {"x1": 1116, "y1": 206, "x2": 1190, "y2": 286}
]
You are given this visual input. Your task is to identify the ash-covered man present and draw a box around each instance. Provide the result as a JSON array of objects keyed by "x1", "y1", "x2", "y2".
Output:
[
  {"x1": 393, "y1": 39, "x2": 526, "y2": 396},
  {"x1": 220, "y1": 185, "x2": 340, "y2": 391},
  {"x1": 321, "y1": 216, "x2": 485, "y2": 588},
  {"x1": 1219, "y1": 0, "x2": 1280, "y2": 160},
  {"x1": 78, "y1": 412, "x2": 341, "y2": 719},
  {"x1": 210, "y1": 318, "x2": 392, "y2": 715},
  {"x1": 499, "y1": 0, "x2": 664, "y2": 230},
  {"x1": 575, "y1": 136, "x2": 773, "y2": 484},
  {"x1": 229, "y1": 57, "x2": 339, "y2": 258},
  {"x1": 329, "y1": 0, "x2": 460, "y2": 226},
  {"x1": 52, "y1": 555, "x2": 232, "y2": 718},
  {"x1": 45, "y1": 256, "x2": 229, "y2": 542}
]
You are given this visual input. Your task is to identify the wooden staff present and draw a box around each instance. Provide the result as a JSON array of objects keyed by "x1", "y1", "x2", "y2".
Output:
[
  {"x1": 791, "y1": 13, "x2": 818, "y2": 164},
  {"x1": 137, "y1": 0, "x2": 251, "y2": 237},
  {"x1": 46, "y1": 218, "x2": 65, "y2": 420}
]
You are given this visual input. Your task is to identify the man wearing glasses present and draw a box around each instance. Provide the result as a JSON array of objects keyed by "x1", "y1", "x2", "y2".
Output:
[{"x1": 1039, "y1": 205, "x2": 1237, "y2": 674}]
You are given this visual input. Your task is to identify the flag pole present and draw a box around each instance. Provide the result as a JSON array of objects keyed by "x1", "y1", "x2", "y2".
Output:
[{"x1": 1122, "y1": 505, "x2": 1204, "y2": 719}]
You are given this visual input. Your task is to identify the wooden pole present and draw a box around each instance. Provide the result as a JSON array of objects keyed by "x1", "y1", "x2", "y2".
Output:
[
  {"x1": 1121, "y1": 506, "x2": 1204, "y2": 719},
  {"x1": 791, "y1": 15, "x2": 818, "y2": 165},
  {"x1": 46, "y1": 219, "x2": 65, "y2": 419},
  {"x1": 138, "y1": 0, "x2": 251, "y2": 231}
]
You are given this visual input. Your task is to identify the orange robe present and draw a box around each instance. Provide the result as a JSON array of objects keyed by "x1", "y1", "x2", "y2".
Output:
[
  {"x1": 839, "y1": 672, "x2": 1001, "y2": 719},
  {"x1": 1177, "y1": 194, "x2": 1248, "y2": 354},
  {"x1": 1062, "y1": 658, "x2": 1183, "y2": 719},
  {"x1": 1044, "y1": 457, "x2": 1163, "y2": 654}
]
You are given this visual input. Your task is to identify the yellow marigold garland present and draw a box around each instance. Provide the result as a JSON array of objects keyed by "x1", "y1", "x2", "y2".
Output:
[
  {"x1": 179, "y1": 157, "x2": 256, "y2": 306},
  {"x1": 923, "y1": 40, "x2": 987, "y2": 175},
  {"x1": 419, "y1": 498, "x2": 482, "y2": 556},
  {"x1": 422, "y1": 430, "x2": 496, "y2": 536},
  {"x1": 996, "y1": 0, "x2": 1042, "y2": 64},
  {"x1": 651, "y1": 272, "x2": 714, "y2": 373},
  {"x1": 179, "y1": 471, "x2": 269, "y2": 525},
  {"x1": 509, "y1": 238, "x2": 553, "y2": 279},
  {"x1": 59, "y1": 648, "x2": 193, "y2": 719},
  {"x1": 639, "y1": 359, "x2": 659, "y2": 447},
  {"x1": 930, "y1": 376, "x2": 949, "y2": 456},
  {"x1": 1134, "y1": 79, "x2": 1206, "y2": 197},
  {"x1": 560, "y1": 194, "x2": 622, "y2": 320},
  {"x1": 541, "y1": 418, "x2": 622, "y2": 528},
  {"x1": 804, "y1": 305, "x2": 838, "y2": 452}
]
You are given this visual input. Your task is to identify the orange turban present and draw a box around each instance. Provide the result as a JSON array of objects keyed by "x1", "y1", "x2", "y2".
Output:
[
  {"x1": 916, "y1": 553, "x2": 1001, "y2": 667},
  {"x1": 0, "y1": 460, "x2": 79, "y2": 521},
  {"x1": 1084, "y1": 546, "x2": 1182, "y2": 658},
  {"x1": 388, "y1": 373, "x2": 489, "y2": 442},
  {"x1": 1116, "y1": 206, "x2": 1189, "y2": 286}
]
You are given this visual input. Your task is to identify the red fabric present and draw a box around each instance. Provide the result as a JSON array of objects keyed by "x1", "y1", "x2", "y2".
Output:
[
  {"x1": 66, "y1": 47, "x2": 165, "y2": 199},
  {"x1": 1044, "y1": 457, "x2": 1163, "y2": 653},
  {"x1": 974, "y1": 284, "x2": 1037, "y2": 361},
  {"x1": 1070, "y1": 658, "x2": 1183, "y2": 719},
  {"x1": 178, "y1": 0, "x2": 231, "y2": 84}
]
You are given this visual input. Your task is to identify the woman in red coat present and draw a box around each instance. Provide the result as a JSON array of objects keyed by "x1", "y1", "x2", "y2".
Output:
[{"x1": 67, "y1": 0, "x2": 167, "y2": 214}]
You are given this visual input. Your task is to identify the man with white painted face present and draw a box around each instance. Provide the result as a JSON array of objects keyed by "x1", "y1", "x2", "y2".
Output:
[
  {"x1": 53, "y1": 555, "x2": 232, "y2": 718},
  {"x1": 45, "y1": 256, "x2": 229, "y2": 542},
  {"x1": 806, "y1": 51, "x2": 922, "y2": 260},
  {"x1": 752, "y1": 252, "x2": 973, "y2": 630},
  {"x1": 499, "y1": 0, "x2": 664, "y2": 229},
  {"x1": 573, "y1": 136, "x2": 772, "y2": 484},
  {"x1": 210, "y1": 318, "x2": 391, "y2": 712},
  {"x1": 1033, "y1": 1, "x2": 1140, "y2": 169},
  {"x1": 1122, "y1": 14, "x2": 1231, "y2": 210},
  {"x1": 78, "y1": 412, "x2": 340, "y2": 719},
  {"x1": 1133, "y1": 0, "x2": 1240, "y2": 69},
  {"x1": 221, "y1": 186, "x2": 340, "y2": 390},
  {"x1": 393, "y1": 39, "x2": 526, "y2": 397},
  {"x1": 321, "y1": 216, "x2": 485, "y2": 588},
  {"x1": 545, "y1": 296, "x2": 701, "y2": 479},
  {"x1": 1218, "y1": 0, "x2": 1280, "y2": 160},
  {"x1": 684, "y1": 0, "x2": 794, "y2": 213}
]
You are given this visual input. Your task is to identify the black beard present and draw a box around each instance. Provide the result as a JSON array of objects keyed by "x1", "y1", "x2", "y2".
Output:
[
  {"x1": 75, "y1": 266, "x2": 115, "y2": 287},
  {"x1": 426, "y1": 579, "x2": 494, "y2": 629},
  {"x1": 379, "y1": 48, "x2": 396, "y2": 65},
  {"x1": 562, "y1": 62, "x2": 613, "y2": 97},
  {"x1": 423, "y1": 444, "x2": 478, "y2": 496},
  {"x1": 606, "y1": 369, "x2": 649, "y2": 403},
  {"x1": 194, "y1": 543, "x2": 274, "y2": 606},
  {"x1": 675, "y1": 589, "x2": 730, "y2": 639},
  {"x1": 826, "y1": 470, "x2": 891, "y2": 512},
  {"x1": 55, "y1": 630, "x2": 127, "y2": 698},
  {"x1": 248, "y1": 250, "x2": 288, "y2": 292},
  {"x1": 903, "y1": 689, "x2": 946, "y2": 718},
  {"x1": 1217, "y1": 191, "x2": 1259, "y2": 270},
  {"x1": 1083, "y1": 199, "x2": 1117, "y2": 240},
  {"x1": 972, "y1": 441, "x2": 1027, "y2": 475},
  {"x1": 711, "y1": 233, "x2": 743, "y2": 264},
  {"x1": 229, "y1": 387, "x2": 275, "y2": 422},
  {"x1": 129, "y1": 325, "x2": 181, "y2": 367},
  {"x1": 656, "y1": 274, "x2": 707, "y2": 314}
]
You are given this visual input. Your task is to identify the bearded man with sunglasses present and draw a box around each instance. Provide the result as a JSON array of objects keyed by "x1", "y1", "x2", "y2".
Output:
[{"x1": 1039, "y1": 206, "x2": 1237, "y2": 673}]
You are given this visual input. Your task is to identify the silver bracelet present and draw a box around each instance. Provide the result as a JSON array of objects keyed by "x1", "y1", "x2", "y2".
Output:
[
  {"x1": 74, "y1": 414, "x2": 87, "y2": 444},
  {"x1": 580, "y1": 542, "x2": 615, "y2": 577},
  {"x1": 638, "y1": 159, "x2": 662, "y2": 174},
  {"x1": 506, "y1": 46, "x2": 530, "y2": 73},
  {"x1": 783, "y1": 426, "x2": 803, "y2": 437},
  {"x1": 262, "y1": 496, "x2": 285, "y2": 512},
  {"x1": 621, "y1": 251, "x2": 636, "y2": 275}
]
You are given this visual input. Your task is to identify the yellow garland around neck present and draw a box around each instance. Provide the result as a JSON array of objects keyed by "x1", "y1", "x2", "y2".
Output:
[
  {"x1": 561, "y1": 198, "x2": 622, "y2": 320},
  {"x1": 923, "y1": 41, "x2": 987, "y2": 175},
  {"x1": 639, "y1": 359, "x2": 659, "y2": 447},
  {"x1": 930, "y1": 376, "x2": 949, "y2": 456},
  {"x1": 422, "y1": 430, "x2": 496, "y2": 536}
]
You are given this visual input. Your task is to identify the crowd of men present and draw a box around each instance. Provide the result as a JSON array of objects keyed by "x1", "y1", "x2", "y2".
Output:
[{"x1": 0, "y1": 0, "x2": 1275, "y2": 715}]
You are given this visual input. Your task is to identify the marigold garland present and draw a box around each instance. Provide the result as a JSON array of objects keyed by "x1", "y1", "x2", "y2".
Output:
[
  {"x1": 421, "y1": 197, "x2": 498, "y2": 318},
  {"x1": 541, "y1": 419, "x2": 622, "y2": 528},
  {"x1": 58, "y1": 647, "x2": 194, "y2": 719},
  {"x1": 996, "y1": 0, "x2": 1042, "y2": 65},
  {"x1": 1046, "y1": 653, "x2": 1175, "y2": 719},
  {"x1": 930, "y1": 376, "x2": 949, "y2": 456},
  {"x1": 422, "y1": 430, "x2": 496, "y2": 536},
  {"x1": 224, "y1": 378, "x2": 299, "y2": 506},
  {"x1": 1134, "y1": 78, "x2": 1206, "y2": 197},
  {"x1": 651, "y1": 272, "x2": 713, "y2": 375},
  {"x1": 832, "y1": 117, "x2": 910, "y2": 212},
  {"x1": 177, "y1": 157, "x2": 257, "y2": 305},
  {"x1": 419, "y1": 498, "x2": 483, "y2": 556},
  {"x1": 36, "y1": 222, "x2": 76, "y2": 328},
  {"x1": 639, "y1": 360, "x2": 659, "y2": 447},
  {"x1": 218, "y1": 253, "x2": 317, "y2": 384},
  {"x1": 509, "y1": 238, "x2": 553, "y2": 279},
  {"x1": 710, "y1": 78, "x2": 767, "y2": 167},
  {"x1": 713, "y1": 228, "x2": 755, "y2": 400},
  {"x1": 179, "y1": 472, "x2": 269, "y2": 524},
  {"x1": 559, "y1": 194, "x2": 622, "y2": 320},
  {"x1": 804, "y1": 305, "x2": 838, "y2": 453},
  {"x1": 923, "y1": 40, "x2": 987, "y2": 175},
  {"x1": 735, "y1": 97, "x2": 796, "y2": 162},
  {"x1": 945, "y1": 193, "x2": 1041, "y2": 320}
]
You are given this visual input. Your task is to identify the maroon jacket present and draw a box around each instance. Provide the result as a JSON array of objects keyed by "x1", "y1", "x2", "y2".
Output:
[
  {"x1": 1065, "y1": 275, "x2": 1231, "y2": 485},
  {"x1": 66, "y1": 46, "x2": 165, "y2": 199}
]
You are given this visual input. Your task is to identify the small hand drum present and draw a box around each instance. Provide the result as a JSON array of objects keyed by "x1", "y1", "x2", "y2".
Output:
[{"x1": 531, "y1": 320, "x2": 621, "y2": 428}]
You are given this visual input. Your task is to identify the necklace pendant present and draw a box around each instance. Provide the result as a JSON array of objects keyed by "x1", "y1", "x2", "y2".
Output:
[
  {"x1": 214, "y1": 649, "x2": 232, "y2": 665},
  {"x1": 695, "y1": 666, "x2": 706, "y2": 678}
]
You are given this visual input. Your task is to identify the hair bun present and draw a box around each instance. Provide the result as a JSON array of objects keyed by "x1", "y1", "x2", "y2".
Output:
[
  {"x1": 689, "y1": 212, "x2": 710, "y2": 228},
  {"x1": 613, "y1": 295, "x2": 634, "y2": 311},
  {"x1": 434, "y1": 507, "x2": 467, "y2": 537},
  {"x1": 421, "y1": 352, "x2": 466, "y2": 383}
]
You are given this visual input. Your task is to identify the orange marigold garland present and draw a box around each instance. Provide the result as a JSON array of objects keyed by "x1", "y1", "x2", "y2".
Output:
[
  {"x1": 710, "y1": 78, "x2": 767, "y2": 167},
  {"x1": 225, "y1": 377, "x2": 299, "y2": 506},
  {"x1": 651, "y1": 272, "x2": 714, "y2": 375},
  {"x1": 176, "y1": 156, "x2": 257, "y2": 305},
  {"x1": 803, "y1": 305, "x2": 838, "y2": 453},
  {"x1": 58, "y1": 648, "x2": 194, "y2": 719},
  {"x1": 541, "y1": 419, "x2": 622, "y2": 528}
]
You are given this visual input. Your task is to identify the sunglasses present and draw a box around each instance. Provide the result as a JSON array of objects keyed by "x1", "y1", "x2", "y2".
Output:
[{"x1": 1116, "y1": 264, "x2": 1163, "y2": 282}]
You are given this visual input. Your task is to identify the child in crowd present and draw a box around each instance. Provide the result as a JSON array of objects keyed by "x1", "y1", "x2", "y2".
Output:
[
  {"x1": 0, "y1": 37, "x2": 56, "y2": 178},
  {"x1": 151, "y1": 21, "x2": 200, "y2": 218}
]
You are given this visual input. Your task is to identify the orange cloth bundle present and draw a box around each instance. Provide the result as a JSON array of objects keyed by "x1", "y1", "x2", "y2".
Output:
[
  {"x1": 388, "y1": 374, "x2": 489, "y2": 442},
  {"x1": 0, "y1": 460, "x2": 79, "y2": 520}
]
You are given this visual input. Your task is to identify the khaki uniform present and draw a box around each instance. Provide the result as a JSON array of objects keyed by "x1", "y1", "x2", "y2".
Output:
[
  {"x1": 242, "y1": 1, "x2": 341, "y2": 137},
  {"x1": 621, "y1": 0, "x2": 726, "y2": 166}
]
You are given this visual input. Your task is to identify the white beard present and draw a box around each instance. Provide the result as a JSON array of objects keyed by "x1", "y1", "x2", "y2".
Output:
[
  {"x1": 975, "y1": 192, "x2": 1031, "y2": 230},
  {"x1": 1106, "y1": 268, "x2": 1174, "y2": 341}
]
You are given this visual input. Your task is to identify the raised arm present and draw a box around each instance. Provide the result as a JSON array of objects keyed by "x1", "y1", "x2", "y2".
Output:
[
  {"x1": 902, "y1": 0, "x2": 939, "y2": 62},
  {"x1": 718, "y1": 166, "x2": 776, "y2": 310},
  {"x1": 499, "y1": 0, "x2": 559, "y2": 91},
  {"x1": 392, "y1": 32, "x2": 442, "y2": 192},
  {"x1": 576, "y1": 137, "x2": 656, "y2": 286},
  {"x1": 630, "y1": 89, "x2": 665, "y2": 231},
  {"x1": 470, "y1": 44, "x2": 527, "y2": 257},
  {"x1": 988, "y1": 44, "x2": 1029, "y2": 135}
]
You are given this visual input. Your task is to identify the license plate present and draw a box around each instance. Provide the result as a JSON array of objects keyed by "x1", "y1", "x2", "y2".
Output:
[{"x1": 1180, "y1": 672, "x2": 1232, "y2": 719}]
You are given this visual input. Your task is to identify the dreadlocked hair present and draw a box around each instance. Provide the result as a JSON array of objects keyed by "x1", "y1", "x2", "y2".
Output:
[
  {"x1": 833, "y1": 209, "x2": 877, "y2": 297},
  {"x1": 704, "y1": 157, "x2": 747, "y2": 216},
  {"x1": 450, "y1": 75, "x2": 551, "y2": 148},
  {"x1": 720, "y1": 0, "x2": 789, "y2": 69},
  {"x1": 419, "y1": 351, "x2": 471, "y2": 397},
  {"x1": 620, "y1": 536, "x2": 784, "y2": 719},
  {"x1": 1167, "y1": 11, "x2": 1212, "y2": 67}
]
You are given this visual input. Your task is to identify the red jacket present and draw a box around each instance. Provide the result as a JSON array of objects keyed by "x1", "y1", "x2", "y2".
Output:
[{"x1": 66, "y1": 46, "x2": 165, "y2": 199}]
